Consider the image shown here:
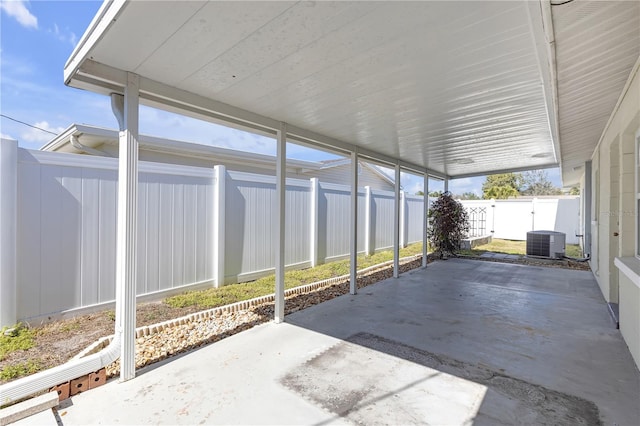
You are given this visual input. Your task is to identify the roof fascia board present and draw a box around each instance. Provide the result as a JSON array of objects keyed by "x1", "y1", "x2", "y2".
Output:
[
  {"x1": 362, "y1": 163, "x2": 396, "y2": 186},
  {"x1": 319, "y1": 159, "x2": 351, "y2": 169},
  {"x1": 40, "y1": 124, "x2": 80, "y2": 151},
  {"x1": 450, "y1": 162, "x2": 559, "y2": 180},
  {"x1": 64, "y1": 0, "x2": 128, "y2": 84},
  {"x1": 41, "y1": 122, "x2": 321, "y2": 171},
  {"x1": 136, "y1": 134, "x2": 320, "y2": 170}
]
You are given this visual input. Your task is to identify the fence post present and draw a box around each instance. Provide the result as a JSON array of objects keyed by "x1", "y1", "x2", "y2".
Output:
[
  {"x1": 213, "y1": 165, "x2": 226, "y2": 288},
  {"x1": 309, "y1": 178, "x2": 320, "y2": 267},
  {"x1": 364, "y1": 186, "x2": 372, "y2": 256},
  {"x1": 0, "y1": 138, "x2": 18, "y2": 328}
]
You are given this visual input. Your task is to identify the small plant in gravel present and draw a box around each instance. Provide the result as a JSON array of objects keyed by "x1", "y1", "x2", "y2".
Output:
[
  {"x1": 428, "y1": 192, "x2": 469, "y2": 258},
  {"x1": 0, "y1": 360, "x2": 40, "y2": 381},
  {"x1": 0, "y1": 324, "x2": 36, "y2": 360}
]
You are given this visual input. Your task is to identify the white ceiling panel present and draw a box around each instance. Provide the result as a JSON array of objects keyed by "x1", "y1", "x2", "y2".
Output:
[
  {"x1": 66, "y1": 0, "x2": 637, "y2": 180},
  {"x1": 552, "y1": 0, "x2": 640, "y2": 185}
]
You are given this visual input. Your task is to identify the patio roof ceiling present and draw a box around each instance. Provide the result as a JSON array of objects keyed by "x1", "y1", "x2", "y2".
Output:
[{"x1": 64, "y1": 0, "x2": 639, "y2": 184}]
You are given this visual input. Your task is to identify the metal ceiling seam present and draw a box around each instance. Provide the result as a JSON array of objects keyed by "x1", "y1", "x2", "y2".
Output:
[
  {"x1": 591, "y1": 55, "x2": 640, "y2": 162},
  {"x1": 451, "y1": 162, "x2": 559, "y2": 180}
]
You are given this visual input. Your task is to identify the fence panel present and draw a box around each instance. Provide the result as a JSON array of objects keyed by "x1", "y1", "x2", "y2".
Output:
[
  {"x1": 405, "y1": 195, "x2": 424, "y2": 244},
  {"x1": 371, "y1": 189, "x2": 395, "y2": 251},
  {"x1": 16, "y1": 150, "x2": 215, "y2": 322},
  {"x1": 458, "y1": 198, "x2": 580, "y2": 244},
  {"x1": 225, "y1": 171, "x2": 311, "y2": 282},
  {"x1": 319, "y1": 182, "x2": 351, "y2": 262}
]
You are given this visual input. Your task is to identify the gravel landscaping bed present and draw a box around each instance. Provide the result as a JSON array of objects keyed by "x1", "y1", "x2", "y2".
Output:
[
  {"x1": 105, "y1": 256, "x2": 424, "y2": 378},
  {"x1": 1, "y1": 252, "x2": 588, "y2": 384}
]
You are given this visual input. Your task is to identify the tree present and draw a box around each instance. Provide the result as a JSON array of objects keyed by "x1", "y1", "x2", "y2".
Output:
[
  {"x1": 427, "y1": 192, "x2": 469, "y2": 258},
  {"x1": 520, "y1": 170, "x2": 561, "y2": 196},
  {"x1": 455, "y1": 192, "x2": 481, "y2": 200},
  {"x1": 569, "y1": 186, "x2": 580, "y2": 196},
  {"x1": 416, "y1": 190, "x2": 443, "y2": 198},
  {"x1": 482, "y1": 173, "x2": 522, "y2": 199}
]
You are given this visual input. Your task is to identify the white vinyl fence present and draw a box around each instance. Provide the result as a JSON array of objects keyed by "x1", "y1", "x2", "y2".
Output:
[
  {"x1": 459, "y1": 198, "x2": 581, "y2": 244},
  {"x1": 0, "y1": 141, "x2": 580, "y2": 326},
  {"x1": 1, "y1": 144, "x2": 425, "y2": 325}
]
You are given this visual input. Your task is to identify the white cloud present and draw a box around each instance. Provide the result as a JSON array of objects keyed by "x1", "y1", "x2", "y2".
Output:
[
  {"x1": 1, "y1": 132, "x2": 17, "y2": 140},
  {"x1": 20, "y1": 121, "x2": 64, "y2": 144},
  {"x1": 0, "y1": 0, "x2": 38, "y2": 29},
  {"x1": 50, "y1": 23, "x2": 77, "y2": 46},
  {"x1": 449, "y1": 177, "x2": 483, "y2": 196}
]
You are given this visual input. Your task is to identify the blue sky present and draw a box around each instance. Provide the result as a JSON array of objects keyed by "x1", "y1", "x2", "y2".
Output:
[{"x1": 1, "y1": 0, "x2": 562, "y2": 196}]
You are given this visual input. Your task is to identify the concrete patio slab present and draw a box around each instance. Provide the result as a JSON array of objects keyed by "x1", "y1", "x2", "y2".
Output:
[{"x1": 56, "y1": 259, "x2": 639, "y2": 425}]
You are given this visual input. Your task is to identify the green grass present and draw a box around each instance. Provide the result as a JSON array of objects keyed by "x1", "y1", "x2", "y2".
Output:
[
  {"x1": 165, "y1": 242, "x2": 425, "y2": 310},
  {"x1": 0, "y1": 360, "x2": 41, "y2": 381},
  {"x1": 0, "y1": 324, "x2": 36, "y2": 361},
  {"x1": 460, "y1": 238, "x2": 583, "y2": 258}
]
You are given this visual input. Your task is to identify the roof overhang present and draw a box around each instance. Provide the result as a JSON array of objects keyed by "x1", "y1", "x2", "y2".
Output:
[
  {"x1": 40, "y1": 123, "x2": 326, "y2": 174},
  {"x1": 62, "y1": 1, "x2": 638, "y2": 184}
]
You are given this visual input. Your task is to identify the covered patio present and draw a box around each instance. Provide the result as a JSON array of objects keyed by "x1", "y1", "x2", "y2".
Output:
[
  {"x1": 51, "y1": 259, "x2": 639, "y2": 425},
  {"x1": 2, "y1": 1, "x2": 639, "y2": 422}
]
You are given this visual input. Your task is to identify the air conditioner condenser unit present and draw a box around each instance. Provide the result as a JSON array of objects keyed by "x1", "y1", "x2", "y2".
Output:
[{"x1": 526, "y1": 231, "x2": 566, "y2": 259}]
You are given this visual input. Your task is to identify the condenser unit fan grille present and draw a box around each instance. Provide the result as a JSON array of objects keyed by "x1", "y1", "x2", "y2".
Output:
[{"x1": 526, "y1": 231, "x2": 566, "y2": 259}]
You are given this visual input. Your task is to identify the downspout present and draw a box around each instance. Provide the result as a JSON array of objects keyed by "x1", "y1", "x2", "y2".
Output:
[
  {"x1": 0, "y1": 333, "x2": 121, "y2": 405},
  {"x1": 70, "y1": 134, "x2": 112, "y2": 157},
  {"x1": 0, "y1": 93, "x2": 131, "y2": 405}
]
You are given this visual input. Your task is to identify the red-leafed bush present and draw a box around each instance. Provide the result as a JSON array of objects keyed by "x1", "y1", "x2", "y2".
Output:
[{"x1": 428, "y1": 192, "x2": 469, "y2": 258}]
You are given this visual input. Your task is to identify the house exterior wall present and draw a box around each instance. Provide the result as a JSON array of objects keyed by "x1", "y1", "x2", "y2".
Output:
[
  {"x1": 305, "y1": 163, "x2": 394, "y2": 191},
  {"x1": 586, "y1": 58, "x2": 640, "y2": 369}
]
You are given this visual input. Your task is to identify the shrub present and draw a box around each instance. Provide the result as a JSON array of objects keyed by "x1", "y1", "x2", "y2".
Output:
[{"x1": 428, "y1": 192, "x2": 469, "y2": 258}]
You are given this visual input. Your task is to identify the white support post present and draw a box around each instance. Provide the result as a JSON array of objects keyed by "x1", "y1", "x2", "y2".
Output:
[
  {"x1": 350, "y1": 152, "x2": 358, "y2": 295},
  {"x1": 400, "y1": 191, "x2": 406, "y2": 248},
  {"x1": 422, "y1": 173, "x2": 429, "y2": 268},
  {"x1": 309, "y1": 178, "x2": 320, "y2": 267},
  {"x1": 0, "y1": 138, "x2": 18, "y2": 328},
  {"x1": 115, "y1": 73, "x2": 139, "y2": 382},
  {"x1": 275, "y1": 122, "x2": 286, "y2": 323},
  {"x1": 393, "y1": 164, "x2": 401, "y2": 278},
  {"x1": 444, "y1": 178, "x2": 449, "y2": 193},
  {"x1": 364, "y1": 186, "x2": 372, "y2": 256},
  {"x1": 213, "y1": 165, "x2": 226, "y2": 288}
]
